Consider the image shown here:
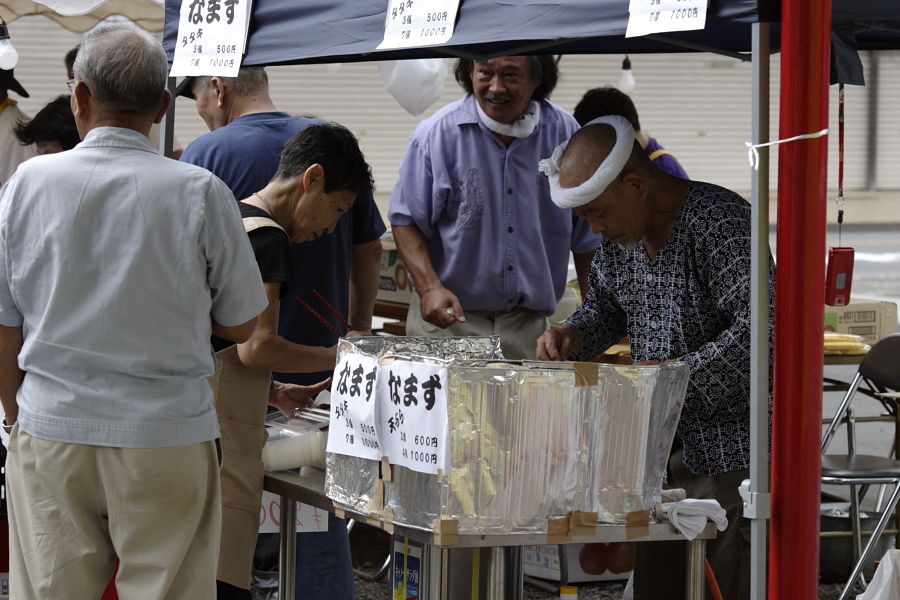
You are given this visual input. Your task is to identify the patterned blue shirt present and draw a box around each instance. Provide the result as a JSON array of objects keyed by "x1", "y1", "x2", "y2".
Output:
[
  {"x1": 388, "y1": 95, "x2": 601, "y2": 316},
  {"x1": 567, "y1": 180, "x2": 774, "y2": 476}
]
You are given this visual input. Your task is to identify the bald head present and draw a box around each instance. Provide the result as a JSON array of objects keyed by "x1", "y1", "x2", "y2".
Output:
[
  {"x1": 194, "y1": 67, "x2": 269, "y2": 98},
  {"x1": 559, "y1": 123, "x2": 649, "y2": 189}
]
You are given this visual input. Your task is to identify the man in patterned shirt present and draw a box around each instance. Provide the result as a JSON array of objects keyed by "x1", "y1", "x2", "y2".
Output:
[{"x1": 536, "y1": 116, "x2": 773, "y2": 600}]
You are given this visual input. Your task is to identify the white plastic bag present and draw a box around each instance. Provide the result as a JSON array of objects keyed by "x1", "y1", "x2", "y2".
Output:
[
  {"x1": 622, "y1": 572, "x2": 634, "y2": 600},
  {"x1": 858, "y1": 549, "x2": 900, "y2": 600},
  {"x1": 378, "y1": 59, "x2": 447, "y2": 116}
]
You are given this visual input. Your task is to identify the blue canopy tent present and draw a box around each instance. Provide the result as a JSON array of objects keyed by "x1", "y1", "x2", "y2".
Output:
[
  {"x1": 161, "y1": 1, "x2": 900, "y2": 598},
  {"x1": 162, "y1": 0, "x2": 768, "y2": 62},
  {"x1": 162, "y1": 0, "x2": 900, "y2": 76}
]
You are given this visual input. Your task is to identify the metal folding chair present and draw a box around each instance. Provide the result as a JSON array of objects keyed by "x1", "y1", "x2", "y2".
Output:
[{"x1": 821, "y1": 333, "x2": 900, "y2": 600}]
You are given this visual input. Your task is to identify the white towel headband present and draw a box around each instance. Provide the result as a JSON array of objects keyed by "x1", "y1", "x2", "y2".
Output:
[{"x1": 538, "y1": 115, "x2": 635, "y2": 209}]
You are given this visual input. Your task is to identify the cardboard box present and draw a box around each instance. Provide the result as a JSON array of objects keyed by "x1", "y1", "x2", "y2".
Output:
[
  {"x1": 824, "y1": 298, "x2": 898, "y2": 345},
  {"x1": 523, "y1": 543, "x2": 633, "y2": 583},
  {"x1": 378, "y1": 235, "x2": 413, "y2": 305}
]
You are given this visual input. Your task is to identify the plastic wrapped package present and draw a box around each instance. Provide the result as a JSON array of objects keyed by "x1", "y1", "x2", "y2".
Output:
[
  {"x1": 327, "y1": 339, "x2": 688, "y2": 535},
  {"x1": 505, "y1": 367, "x2": 582, "y2": 531},
  {"x1": 325, "y1": 337, "x2": 503, "y2": 516},
  {"x1": 591, "y1": 363, "x2": 688, "y2": 521},
  {"x1": 324, "y1": 453, "x2": 380, "y2": 514},
  {"x1": 262, "y1": 408, "x2": 329, "y2": 472},
  {"x1": 385, "y1": 360, "x2": 688, "y2": 532},
  {"x1": 385, "y1": 363, "x2": 520, "y2": 533},
  {"x1": 343, "y1": 335, "x2": 502, "y2": 360},
  {"x1": 520, "y1": 361, "x2": 688, "y2": 522}
]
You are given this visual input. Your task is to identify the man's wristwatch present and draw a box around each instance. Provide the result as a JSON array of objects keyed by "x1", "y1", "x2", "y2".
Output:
[{"x1": 2, "y1": 418, "x2": 13, "y2": 434}]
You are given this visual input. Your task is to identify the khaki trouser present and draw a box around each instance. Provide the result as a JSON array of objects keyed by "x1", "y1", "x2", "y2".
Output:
[
  {"x1": 6, "y1": 427, "x2": 220, "y2": 599},
  {"x1": 406, "y1": 292, "x2": 548, "y2": 360},
  {"x1": 207, "y1": 345, "x2": 272, "y2": 590}
]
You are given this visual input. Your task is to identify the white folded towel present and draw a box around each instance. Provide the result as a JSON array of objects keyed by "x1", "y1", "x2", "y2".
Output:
[{"x1": 657, "y1": 499, "x2": 728, "y2": 540}]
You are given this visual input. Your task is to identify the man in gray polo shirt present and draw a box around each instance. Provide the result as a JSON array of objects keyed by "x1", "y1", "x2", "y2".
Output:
[{"x1": 0, "y1": 23, "x2": 267, "y2": 599}]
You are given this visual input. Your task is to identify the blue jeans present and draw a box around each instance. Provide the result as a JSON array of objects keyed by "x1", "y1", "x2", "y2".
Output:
[{"x1": 293, "y1": 513, "x2": 354, "y2": 599}]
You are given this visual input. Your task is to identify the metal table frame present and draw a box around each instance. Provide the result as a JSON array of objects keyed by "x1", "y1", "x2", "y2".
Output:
[{"x1": 264, "y1": 469, "x2": 715, "y2": 600}]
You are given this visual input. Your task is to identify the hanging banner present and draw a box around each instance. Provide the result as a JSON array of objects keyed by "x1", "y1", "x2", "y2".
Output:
[
  {"x1": 377, "y1": 0, "x2": 460, "y2": 50},
  {"x1": 376, "y1": 359, "x2": 449, "y2": 475},
  {"x1": 625, "y1": 0, "x2": 707, "y2": 38},
  {"x1": 170, "y1": 0, "x2": 253, "y2": 77},
  {"x1": 326, "y1": 353, "x2": 382, "y2": 460}
]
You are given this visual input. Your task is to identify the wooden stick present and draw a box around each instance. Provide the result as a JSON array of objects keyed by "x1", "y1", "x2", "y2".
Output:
[
  {"x1": 294, "y1": 297, "x2": 343, "y2": 338},
  {"x1": 311, "y1": 289, "x2": 351, "y2": 331}
]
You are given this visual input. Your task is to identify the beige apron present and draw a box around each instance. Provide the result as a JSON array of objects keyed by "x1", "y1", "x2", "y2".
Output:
[{"x1": 207, "y1": 215, "x2": 285, "y2": 589}]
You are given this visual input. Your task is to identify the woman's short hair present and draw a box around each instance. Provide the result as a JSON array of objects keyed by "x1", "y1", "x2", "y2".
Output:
[
  {"x1": 276, "y1": 123, "x2": 374, "y2": 201},
  {"x1": 14, "y1": 95, "x2": 80, "y2": 150},
  {"x1": 573, "y1": 86, "x2": 641, "y2": 130}
]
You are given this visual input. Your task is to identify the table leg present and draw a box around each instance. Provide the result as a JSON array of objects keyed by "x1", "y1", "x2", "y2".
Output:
[
  {"x1": 418, "y1": 545, "x2": 523, "y2": 599},
  {"x1": 279, "y1": 497, "x2": 297, "y2": 600},
  {"x1": 485, "y1": 546, "x2": 523, "y2": 600},
  {"x1": 686, "y1": 538, "x2": 706, "y2": 600}
]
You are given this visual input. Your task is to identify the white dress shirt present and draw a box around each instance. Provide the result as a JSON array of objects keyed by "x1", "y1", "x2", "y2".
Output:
[{"x1": 0, "y1": 127, "x2": 267, "y2": 447}]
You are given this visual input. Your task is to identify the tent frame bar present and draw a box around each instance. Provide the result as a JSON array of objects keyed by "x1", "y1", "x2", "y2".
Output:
[
  {"x1": 645, "y1": 34, "x2": 753, "y2": 61},
  {"x1": 427, "y1": 34, "x2": 754, "y2": 63},
  {"x1": 431, "y1": 38, "x2": 578, "y2": 62}
]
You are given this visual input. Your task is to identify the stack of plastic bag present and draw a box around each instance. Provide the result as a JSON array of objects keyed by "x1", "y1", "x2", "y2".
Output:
[{"x1": 824, "y1": 331, "x2": 870, "y2": 355}]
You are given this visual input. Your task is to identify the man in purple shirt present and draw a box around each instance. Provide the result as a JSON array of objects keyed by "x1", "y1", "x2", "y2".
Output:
[
  {"x1": 573, "y1": 86, "x2": 689, "y2": 179},
  {"x1": 388, "y1": 56, "x2": 600, "y2": 359}
]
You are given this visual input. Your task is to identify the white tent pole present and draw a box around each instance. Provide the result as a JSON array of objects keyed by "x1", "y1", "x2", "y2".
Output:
[{"x1": 746, "y1": 21, "x2": 771, "y2": 600}]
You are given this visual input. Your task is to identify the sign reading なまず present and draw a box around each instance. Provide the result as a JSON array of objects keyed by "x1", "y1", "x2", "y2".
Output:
[
  {"x1": 326, "y1": 353, "x2": 382, "y2": 460},
  {"x1": 170, "y1": 0, "x2": 253, "y2": 77},
  {"x1": 376, "y1": 358, "x2": 449, "y2": 475}
]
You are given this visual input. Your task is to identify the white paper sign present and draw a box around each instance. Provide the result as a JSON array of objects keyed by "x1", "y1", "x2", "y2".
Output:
[
  {"x1": 258, "y1": 491, "x2": 329, "y2": 534},
  {"x1": 376, "y1": 359, "x2": 448, "y2": 475},
  {"x1": 625, "y1": 0, "x2": 708, "y2": 38},
  {"x1": 326, "y1": 353, "x2": 382, "y2": 460},
  {"x1": 170, "y1": 0, "x2": 253, "y2": 77},
  {"x1": 377, "y1": 0, "x2": 460, "y2": 50}
]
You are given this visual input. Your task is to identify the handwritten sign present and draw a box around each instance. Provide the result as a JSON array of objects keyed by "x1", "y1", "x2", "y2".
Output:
[
  {"x1": 326, "y1": 353, "x2": 382, "y2": 460},
  {"x1": 376, "y1": 359, "x2": 448, "y2": 475},
  {"x1": 377, "y1": 0, "x2": 460, "y2": 50},
  {"x1": 625, "y1": 0, "x2": 707, "y2": 38},
  {"x1": 258, "y1": 491, "x2": 329, "y2": 534},
  {"x1": 170, "y1": 0, "x2": 253, "y2": 77}
]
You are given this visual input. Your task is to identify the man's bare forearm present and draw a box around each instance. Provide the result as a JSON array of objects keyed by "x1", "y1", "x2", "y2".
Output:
[
  {"x1": 391, "y1": 225, "x2": 442, "y2": 294},
  {"x1": 349, "y1": 238, "x2": 382, "y2": 332},
  {"x1": 0, "y1": 325, "x2": 24, "y2": 423}
]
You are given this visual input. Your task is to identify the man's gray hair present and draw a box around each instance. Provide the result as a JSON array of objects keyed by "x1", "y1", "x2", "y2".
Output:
[
  {"x1": 73, "y1": 22, "x2": 168, "y2": 114},
  {"x1": 194, "y1": 67, "x2": 268, "y2": 97}
]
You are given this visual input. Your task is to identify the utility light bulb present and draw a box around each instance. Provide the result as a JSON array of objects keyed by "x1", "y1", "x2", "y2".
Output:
[
  {"x1": 618, "y1": 55, "x2": 635, "y2": 93},
  {"x1": 0, "y1": 20, "x2": 18, "y2": 70}
]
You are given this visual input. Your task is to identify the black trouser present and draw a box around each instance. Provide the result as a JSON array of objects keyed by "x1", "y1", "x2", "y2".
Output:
[{"x1": 634, "y1": 450, "x2": 751, "y2": 600}]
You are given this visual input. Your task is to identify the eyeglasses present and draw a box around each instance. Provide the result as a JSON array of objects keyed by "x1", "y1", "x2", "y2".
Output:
[{"x1": 66, "y1": 79, "x2": 76, "y2": 93}]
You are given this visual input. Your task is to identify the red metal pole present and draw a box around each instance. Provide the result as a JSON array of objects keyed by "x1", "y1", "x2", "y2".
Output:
[{"x1": 770, "y1": 0, "x2": 831, "y2": 597}]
